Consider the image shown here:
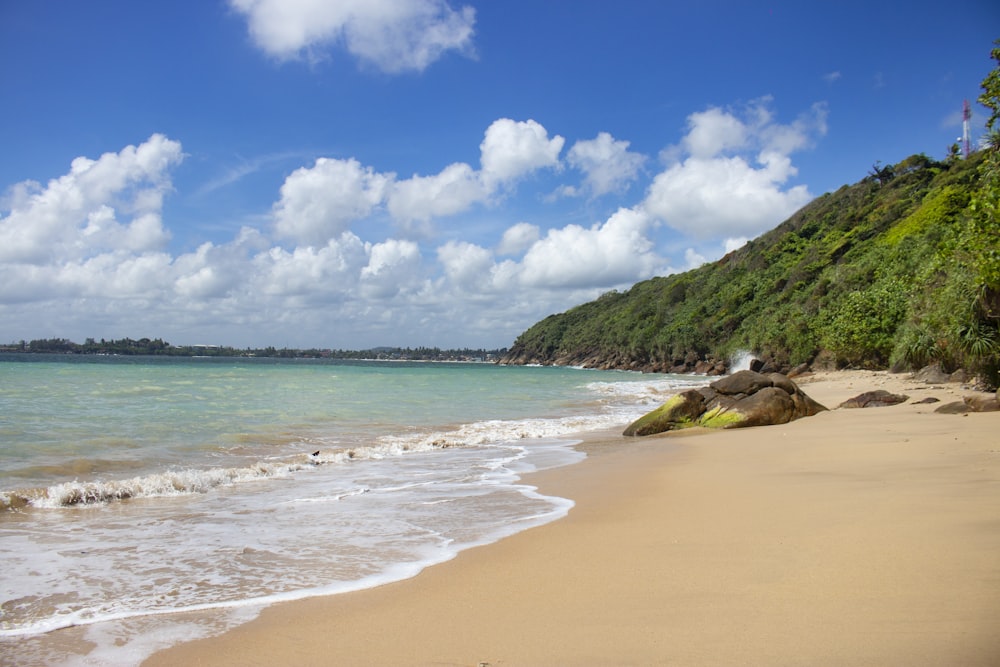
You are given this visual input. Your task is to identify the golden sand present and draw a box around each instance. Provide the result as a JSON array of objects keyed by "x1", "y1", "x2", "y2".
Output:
[{"x1": 146, "y1": 371, "x2": 1000, "y2": 666}]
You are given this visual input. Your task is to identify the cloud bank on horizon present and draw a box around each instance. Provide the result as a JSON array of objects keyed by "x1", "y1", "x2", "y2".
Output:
[{"x1": 0, "y1": 0, "x2": 994, "y2": 349}]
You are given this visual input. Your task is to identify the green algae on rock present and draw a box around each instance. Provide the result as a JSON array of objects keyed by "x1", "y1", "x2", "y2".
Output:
[{"x1": 623, "y1": 370, "x2": 827, "y2": 436}]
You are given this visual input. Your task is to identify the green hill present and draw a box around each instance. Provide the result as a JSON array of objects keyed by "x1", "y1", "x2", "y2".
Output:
[
  {"x1": 500, "y1": 149, "x2": 999, "y2": 384},
  {"x1": 504, "y1": 43, "x2": 1000, "y2": 384}
]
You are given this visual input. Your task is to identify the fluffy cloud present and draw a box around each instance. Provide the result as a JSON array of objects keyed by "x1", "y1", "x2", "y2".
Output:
[
  {"x1": 273, "y1": 157, "x2": 390, "y2": 246},
  {"x1": 424, "y1": 207, "x2": 667, "y2": 297},
  {"x1": 518, "y1": 207, "x2": 661, "y2": 288},
  {"x1": 285, "y1": 119, "x2": 564, "y2": 231},
  {"x1": 479, "y1": 118, "x2": 564, "y2": 188},
  {"x1": 0, "y1": 134, "x2": 181, "y2": 264},
  {"x1": 1, "y1": 98, "x2": 825, "y2": 348},
  {"x1": 437, "y1": 240, "x2": 495, "y2": 288},
  {"x1": 644, "y1": 153, "x2": 812, "y2": 238},
  {"x1": 258, "y1": 234, "x2": 368, "y2": 297},
  {"x1": 387, "y1": 162, "x2": 486, "y2": 224},
  {"x1": 643, "y1": 99, "x2": 825, "y2": 238},
  {"x1": 360, "y1": 238, "x2": 422, "y2": 298},
  {"x1": 681, "y1": 107, "x2": 749, "y2": 159},
  {"x1": 229, "y1": 0, "x2": 475, "y2": 71},
  {"x1": 497, "y1": 221, "x2": 539, "y2": 256},
  {"x1": 567, "y1": 132, "x2": 646, "y2": 197}
]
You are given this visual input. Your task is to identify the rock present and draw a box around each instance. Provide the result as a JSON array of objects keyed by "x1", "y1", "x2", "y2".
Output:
[
  {"x1": 768, "y1": 372, "x2": 798, "y2": 395},
  {"x1": 758, "y1": 360, "x2": 781, "y2": 374},
  {"x1": 912, "y1": 363, "x2": 951, "y2": 384},
  {"x1": 693, "y1": 360, "x2": 715, "y2": 375},
  {"x1": 964, "y1": 395, "x2": 1000, "y2": 412},
  {"x1": 933, "y1": 394, "x2": 1000, "y2": 414},
  {"x1": 701, "y1": 386, "x2": 796, "y2": 428},
  {"x1": 912, "y1": 397, "x2": 941, "y2": 404},
  {"x1": 949, "y1": 368, "x2": 971, "y2": 383},
  {"x1": 935, "y1": 401, "x2": 970, "y2": 414},
  {"x1": 749, "y1": 358, "x2": 765, "y2": 373},
  {"x1": 622, "y1": 389, "x2": 706, "y2": 436},
  {"x1": 790, "y1": 389, "x2": 829, "y2": 417},
  {"x1": 838, "y1": 390, "x2": 909, "y2": 409},
  {"x1": 623, "y1": 371, "x2": 827, "y2": 436},
  {"x1": 711, "y1": 370, "x2": 775, "y2": 397},
  {"x1": 787, "y1": 363, "x2": 811, "y2": 379}
]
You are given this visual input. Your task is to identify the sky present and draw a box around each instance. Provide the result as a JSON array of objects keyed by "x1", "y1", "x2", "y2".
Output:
[{"x1": 1, "y1": 1, "x2": 998, "y2": 350}]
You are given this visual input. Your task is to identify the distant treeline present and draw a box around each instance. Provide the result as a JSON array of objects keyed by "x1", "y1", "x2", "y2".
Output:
[{"x1": 0, "y1": 337, "x2": 506, "y2": 362}]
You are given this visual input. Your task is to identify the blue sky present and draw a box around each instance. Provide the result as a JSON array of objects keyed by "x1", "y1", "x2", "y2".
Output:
[{"x1": 1, "y1": 1, "x2": 997, "y2": 349}]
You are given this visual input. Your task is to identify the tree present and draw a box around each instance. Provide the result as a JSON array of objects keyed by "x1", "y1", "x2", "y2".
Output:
[
  {"x1": 970, "y1": 39, "x2": 1000, "y2": 297},
  {"x1": 868, "y1": 160, "x2": 895, "y2": 185},
  {"x1": 978, "y1": 39, "x2": 1000, "y2": 132},
  {"x1": 960, "y1": 39, "x2": 1000, "y2": 386}
]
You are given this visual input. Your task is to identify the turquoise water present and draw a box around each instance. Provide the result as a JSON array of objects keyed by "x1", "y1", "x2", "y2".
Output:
[
  {"x1": 0, "y1": 354, "x2": 705, "y2": 666},
  {"x1": 1, "y1": 357, "x2": 600, "y2": 490}
]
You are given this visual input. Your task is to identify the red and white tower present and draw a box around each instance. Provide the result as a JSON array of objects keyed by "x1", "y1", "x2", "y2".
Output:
[{"x1": 963, "y1": 99, "x2": 972, "y2": 158}]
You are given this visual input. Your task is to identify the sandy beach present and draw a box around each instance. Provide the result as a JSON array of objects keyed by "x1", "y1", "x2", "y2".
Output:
[{"x1": 146, "y1": 370, "x2": 1000, "y2": 666}]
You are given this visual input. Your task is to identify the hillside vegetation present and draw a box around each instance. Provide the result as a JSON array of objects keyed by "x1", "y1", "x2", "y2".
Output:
[
  {"x1": 500, "y1": 43, "x2": 1000, "y2": 387},
  {"x1": 501, "y1": 151, "x2": 997, "y2": 383}
]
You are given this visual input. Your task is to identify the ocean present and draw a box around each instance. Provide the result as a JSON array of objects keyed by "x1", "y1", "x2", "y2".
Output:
[{"x1": 0, "y1": 354, "x2": 706, "y2": 666}]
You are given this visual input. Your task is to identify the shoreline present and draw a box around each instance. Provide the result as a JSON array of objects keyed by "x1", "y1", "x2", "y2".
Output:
[{"x1": 145, "y1": 370, "x2": 1000, "y2": 666}]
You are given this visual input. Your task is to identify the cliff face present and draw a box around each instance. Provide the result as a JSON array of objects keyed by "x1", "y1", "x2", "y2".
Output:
[{"x1": 500, "y1": 152, "x2": 993, "y2": 376}]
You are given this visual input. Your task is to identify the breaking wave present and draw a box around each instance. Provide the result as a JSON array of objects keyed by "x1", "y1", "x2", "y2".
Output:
[{"x1": 0, "y1": 390, "x2": 687, "y2": 511}]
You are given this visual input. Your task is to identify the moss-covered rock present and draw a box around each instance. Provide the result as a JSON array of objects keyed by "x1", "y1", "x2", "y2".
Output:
[
  {"x1": 622, "y1": 389, "x2": 705, "y2": 436},
  {"x1": 624, "y1": 371, "x2": 827, "y2": 436}
]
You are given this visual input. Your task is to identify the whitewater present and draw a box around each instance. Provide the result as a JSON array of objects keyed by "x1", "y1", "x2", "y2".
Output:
[{"x1": 0, "y1": 354, "x2": 707, "y2": 666}]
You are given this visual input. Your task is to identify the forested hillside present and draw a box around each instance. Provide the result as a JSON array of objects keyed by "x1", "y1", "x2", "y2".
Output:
[{"x1": 501, "y1": 90, "x2": 1000, "y2": 386}]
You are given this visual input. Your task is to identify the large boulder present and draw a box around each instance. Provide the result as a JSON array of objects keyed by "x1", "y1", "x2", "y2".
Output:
[{"x1": 624, "y1": 370, "x2": 827, "y2": 436}]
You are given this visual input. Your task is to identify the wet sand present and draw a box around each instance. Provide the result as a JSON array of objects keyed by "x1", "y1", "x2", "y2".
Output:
[{"x1": 146, "y1": 371, "x2": 1000, "y2": 666}]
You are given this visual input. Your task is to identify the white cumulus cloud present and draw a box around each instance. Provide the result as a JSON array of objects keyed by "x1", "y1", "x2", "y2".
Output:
[
  {"x1": 0, "y1": 95, "x2": 827, "y2": 349},
  {"x1": 360, "y1": 238, "x2": 423, "y2": 298},
  {"x1": 273, "y1": 157, "x2": 390, "y2": 246},
  {"x1": 567, "y1": 132, "x2": 646, "y2": 197},
  {"x1": 272, "y1": 119, "x2": 563, "y2": 236},
  {"x1": 497, "y1": 221, "x2": 539, "y2": 256},
  {"x1": 643, "y1": 99, "x2": 824, "y2": 239},
  {"x1": 0, "y1": 134, "x2": 182, "y2": 265},
  {"x1": 479, "y1": 118, "x2": 564, "y2": 188},
  {"x1": 388, "y1": 162, "x2": 487, "y2": 224},
  {"x1": 681, "y1": 107, "x2": 750, "y2": 159},
  {"x1": 437, "y1": 239, "x2": 494, "y2": 288},
  {"x1": 518, "y1": 207, "x2": 661, "y2": 289},
  {"x1": 258, "y1": 233, "x2": 368, "y2": 298},
  {"x1": 229, "y1": 0, "x2": 476, "y2": 71}
]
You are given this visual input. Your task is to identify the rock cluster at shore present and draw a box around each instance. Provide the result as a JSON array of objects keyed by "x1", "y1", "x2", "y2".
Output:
[
  {"x1": 498, "y1": 349, "x2": 731, "y2": 375},
  {"x1": 624, "y1": 370, "x2": 827, "y2": 436}
]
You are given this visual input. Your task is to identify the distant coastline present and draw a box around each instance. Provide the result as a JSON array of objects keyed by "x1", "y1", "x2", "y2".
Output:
[{"x1": 0, "y1": 337, "x2": 507, "y2": 363}]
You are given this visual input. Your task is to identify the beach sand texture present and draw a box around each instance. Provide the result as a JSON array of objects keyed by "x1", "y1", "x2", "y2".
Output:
[{"x1": 146, "y1": 371, "x2": 1000, "y2": 666}]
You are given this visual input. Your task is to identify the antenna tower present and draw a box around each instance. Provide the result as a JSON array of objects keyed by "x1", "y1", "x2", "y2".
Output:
[{"x1": 963, "y1": 99, "x2": 971, "y2": 158}]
